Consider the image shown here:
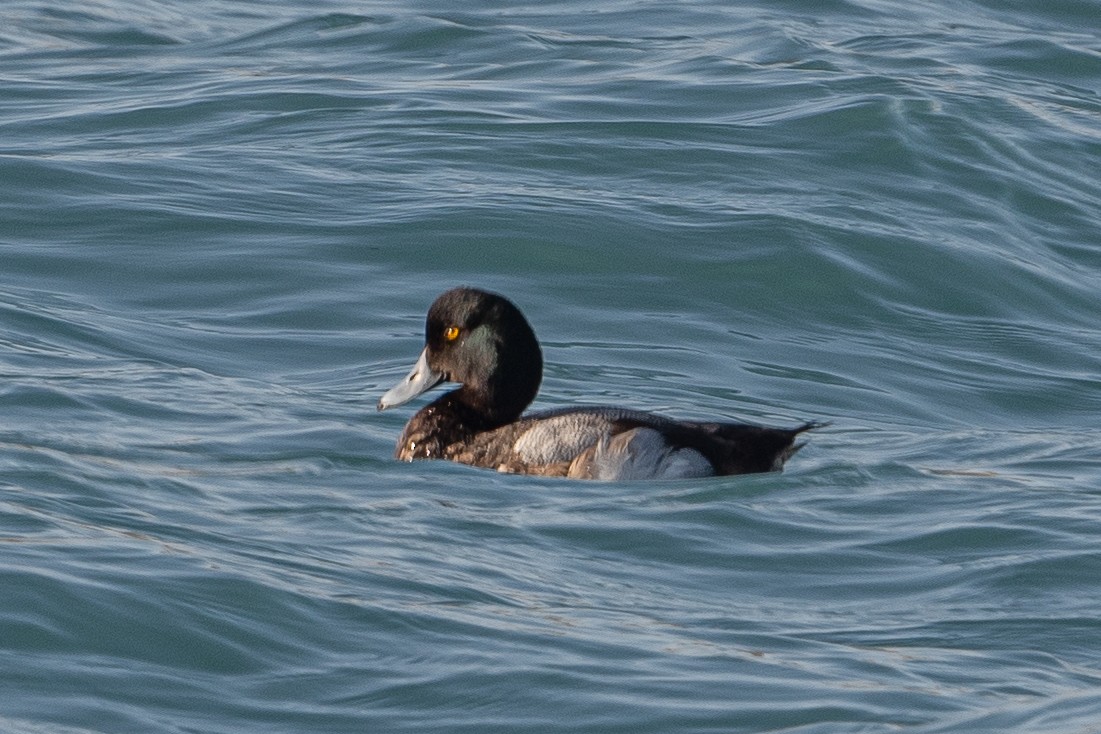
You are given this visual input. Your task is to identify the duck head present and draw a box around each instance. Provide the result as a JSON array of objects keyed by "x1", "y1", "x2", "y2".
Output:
[{"x1": 378, "y1": 287, "x2": 543, "y2": 426}]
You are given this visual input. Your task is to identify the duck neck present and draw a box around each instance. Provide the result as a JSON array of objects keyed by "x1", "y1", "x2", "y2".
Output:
[{"x1": 449, "y1": 380, "x2": 532, "y2": 429}]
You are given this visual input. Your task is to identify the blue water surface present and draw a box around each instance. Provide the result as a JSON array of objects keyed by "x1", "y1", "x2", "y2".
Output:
[{"x1": 2, "y1": 0, "x2": 1101, "y2": 732}]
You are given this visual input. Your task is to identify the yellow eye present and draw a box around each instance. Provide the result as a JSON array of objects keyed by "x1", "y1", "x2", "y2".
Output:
[{"x1": 444, "y1": 326, "x2": 461, "y2": 341}]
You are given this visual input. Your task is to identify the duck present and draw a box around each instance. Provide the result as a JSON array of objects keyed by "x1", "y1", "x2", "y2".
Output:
[{"x1": 377, "y1": 287, "x2": 820, "y2": 480}]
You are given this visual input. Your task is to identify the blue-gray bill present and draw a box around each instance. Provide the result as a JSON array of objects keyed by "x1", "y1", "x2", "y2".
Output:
[{"x1": 377, "y1": 347, "x2": 444, "y2": 411}]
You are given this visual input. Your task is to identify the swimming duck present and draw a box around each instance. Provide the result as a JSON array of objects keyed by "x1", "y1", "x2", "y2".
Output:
[{"x1": 378, "y1": 287, "x2": 819, "y2": 480}]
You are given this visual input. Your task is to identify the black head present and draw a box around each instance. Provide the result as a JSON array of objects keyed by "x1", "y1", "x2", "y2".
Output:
[
  {"x1": 425, "y1": 288, "x2": 543, "y2": 423},
  {"x1": 379, "y1": 287, "x2": 543, "y2": 427}
]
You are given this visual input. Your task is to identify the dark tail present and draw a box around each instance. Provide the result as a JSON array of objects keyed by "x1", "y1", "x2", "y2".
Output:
[
  {"x1": 707, "y1": 420, "x2": 828, "y2": 475},
  {"x1": 776, "y1": 421, "x2": 829, "y2": 470}
]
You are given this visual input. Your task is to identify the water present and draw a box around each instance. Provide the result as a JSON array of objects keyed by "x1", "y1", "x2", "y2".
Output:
[{"x1": 3, "y1": 0, "x2": 1101, "y2": 731}]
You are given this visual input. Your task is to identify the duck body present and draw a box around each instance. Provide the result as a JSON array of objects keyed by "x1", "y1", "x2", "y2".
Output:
[{"x1": 378, "y1": 287, "x2": 819, "y2": 481}]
